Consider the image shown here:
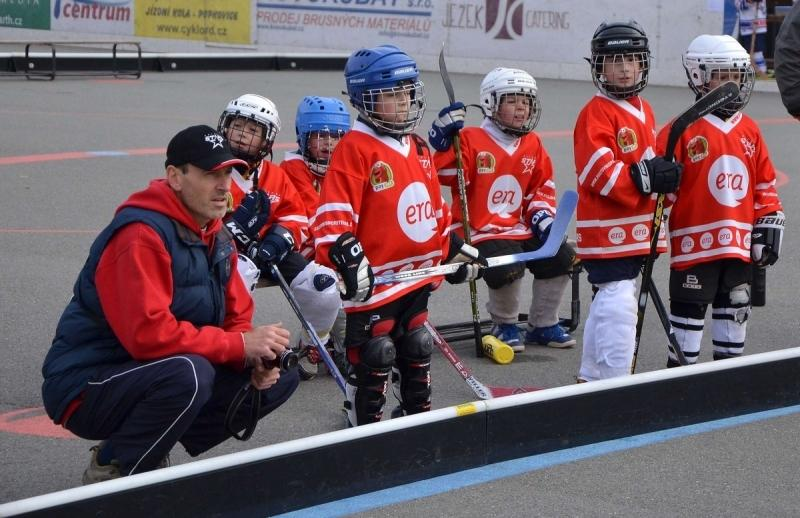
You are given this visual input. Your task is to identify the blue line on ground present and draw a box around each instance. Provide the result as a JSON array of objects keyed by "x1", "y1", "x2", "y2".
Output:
[{"x1": 276, "y1": 404, "x2": 800, "y2": 517}]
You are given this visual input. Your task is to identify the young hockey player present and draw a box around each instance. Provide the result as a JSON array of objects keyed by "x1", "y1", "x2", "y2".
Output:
[
  {"x1": 280, "y1": 95, "x2": 351, "y2": 377},
  {"x1": 429, "y1": 67, "x2": 576, "y2": 351},
  {"x1": 659, "y1": 34, "x2": 783, "y2": 366},
  {"x1": 573, "y1": 20, "x2": 683, "y2": 381},
  {"x1": 219, "y1": 94, "x2": 342, "y2": 372},
  {"x1": 313, "y1": 44, "x2": 485, "y2": 427},
  {"x1": 282, "y1": 96, "x2": 351, "y2": 259}
]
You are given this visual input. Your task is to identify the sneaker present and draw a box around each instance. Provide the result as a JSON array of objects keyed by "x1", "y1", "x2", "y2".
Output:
[
  {"x1": 491, "y1": 323, "x2": 523, "y2": 352},
  {"x1": 525, "y1": 324, "x2": 576, "y2": 349},
  {"x1": 82, "y1": 443, "x2": 121, "y2": 485},
  {"x1": 82, "y1": 443, "x2": 170, "y2": 485}
]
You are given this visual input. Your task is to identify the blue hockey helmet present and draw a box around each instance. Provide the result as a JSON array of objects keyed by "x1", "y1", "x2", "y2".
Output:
[
  {"x1": 344, "y1": 44, "x2": 426, "y2": 135},
  {"x1": 295, "y1": 96, "x2": 350, "y2": 176}
]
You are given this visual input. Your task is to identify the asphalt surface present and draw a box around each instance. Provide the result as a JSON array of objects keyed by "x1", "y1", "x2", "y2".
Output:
[{"x1": 1, "y1": 69, "x2": 799, "y2": 516}]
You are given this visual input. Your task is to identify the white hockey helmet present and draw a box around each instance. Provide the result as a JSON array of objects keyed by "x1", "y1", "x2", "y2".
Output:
[
  {"x1": 683, "y1": 34, "x2": 755, "y2": 118},
  {"x1": 217, "y1": 94, "x2": 282, "y2": 165},
  {"x1": 480, "y1": 67, "x2": 541, "y2": 136}
]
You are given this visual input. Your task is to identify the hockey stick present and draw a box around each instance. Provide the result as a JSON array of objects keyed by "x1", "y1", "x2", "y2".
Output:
[
  {"x1": 269, "y1": 264, "x2": 347, "y2": 394},
  {"x1": 645, "y1": 275, "x2": 689, "y2": 366},
  {"x1": 631, "y1": 82, "x2": 739, "y2": 374},
  {"x1": 375, "y1": 190, "x2": 577, "y2": 285},
  {"x1": 424, "y1": 320, "x2": 540, "y2": 400},
  {"x1": 439, "y1": 44, "x2": 484, "y2": 358}
]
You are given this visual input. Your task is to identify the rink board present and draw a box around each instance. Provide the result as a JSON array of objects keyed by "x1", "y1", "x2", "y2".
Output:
[{"x1": 3, "y1": 348, "x2": 800, "y2": 517}]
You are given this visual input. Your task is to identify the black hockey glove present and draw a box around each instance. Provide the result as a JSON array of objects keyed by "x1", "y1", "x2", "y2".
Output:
[
  {"x1": 250, "y1": 225, "x2": 294, "y2": 267},
  {"x1": 329, "y1": 232, "x2": 374, "y2": 302},
  {"x1": 751, "y1": 211, "x2": 785, "y2": 266},
  {"x1": 428, "y1": 102, "x2": 466, "y2": 152},
  {"x1": 225, "y1": 190, "x2": 271, "y2": 253},
  {"x1": 445, "y1": 233, "x2": 487, "y2": 284},
  {"x1": 630, "y1": 157, "x2": 683, "y2": 195}
]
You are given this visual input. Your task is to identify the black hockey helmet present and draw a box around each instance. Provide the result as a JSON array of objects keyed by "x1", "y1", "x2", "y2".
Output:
[{"x1": 590, "y1": 20, "x2": 651, "y2": 99}]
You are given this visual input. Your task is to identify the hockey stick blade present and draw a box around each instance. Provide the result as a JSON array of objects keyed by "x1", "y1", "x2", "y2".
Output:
[
  {"x1": 374, "y1": 190, "x2": 577, "y2": 285},
  {"x1": 664, "y1": 82, "x2": 739, "y2": 160},
  {"x1": 438, "y1": 43, "x2": 456, "y2": 104},
  {"x1": 424, "y1": 321, "x2": 540, "y2": 400}
]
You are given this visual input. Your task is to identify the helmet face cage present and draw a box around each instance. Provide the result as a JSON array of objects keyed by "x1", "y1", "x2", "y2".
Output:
[
  {"x1": 683, "y1": 37, "x2": 755, "y2": 118},
  {"x1": 359, "y1": 80, "x2": 426, "y2": 136},
  {"x1": 302, "y1": 129, "x2": 347, "y2": 176},
  {"x1": 217, "y1": 94, "x2": 281, "y2": 165},
  {"x1": 590, "y1": 21, "x2": 650, "y2": 99},
  {"x1": 489, "y1": 93, "x2": 541, "y2": 136},
  {"x1": 591, "y1": 51, "x2": 650, "y2": 99}
]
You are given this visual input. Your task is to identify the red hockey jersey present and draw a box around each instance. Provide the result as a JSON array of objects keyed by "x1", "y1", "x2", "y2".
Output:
[
  {"x1": 573, "y1": 93, "x2": 667, "y2": 259},
  {"x1": 657, "y1": 111, "x2": 782, "y2": 269},
  {"x1": 433, "y1": 120, "x2": 557, "y2": 244},
  {"x1": 226, "y1": 161, "x2": 309, "y2": 249},
  {"x1": 313, "y1": 121, "x2": 453, "y2": 312},
  {"x1": 280, "y1": 151, "x2": 322, "y2": 258}
]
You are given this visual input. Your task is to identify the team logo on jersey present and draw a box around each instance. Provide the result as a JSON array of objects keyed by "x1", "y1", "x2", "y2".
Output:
[
  {"x1": 476, "y1": 152, "x2": 496, "y2": 174},
  {"x1": 616, "y1": 127, "x2": 638, "y2": 153},
  {"x1": 370, "y1": 161, "x2": 395, "y2": 192},
  {"x1": 521, "y1": 156, "x2": 537, "y2": 175},
  {"x1": 740, "y1": 136, "x2": 756, "y2": 158},
  {"x1": 687, "y1": 136, "x2": 709, "y2": 163},
  {"x1": 418, "y1": 155, "x2": 432, "y2": 179}
]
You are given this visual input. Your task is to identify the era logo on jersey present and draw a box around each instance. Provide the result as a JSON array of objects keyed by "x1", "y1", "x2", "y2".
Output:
[
  {"x1": 476, "y1": 151, "x2": 496, "y2": 174},
  {"x1": 707, "y1": 155, "x2": 749, "y2": 207},
  {"x1": 616, "y1": 127, "x2": 638, "y2": 153},
  {"x1": 740, "y1": 136, "x2": 756, "y2": 158},
  {"x1": 521, "y1": 156, "x2": 536, "y2": 175},
  {"x1": 488, "y1": 175, "x2": 523, "y2": 218},
  {"x1": 608, "y1": 226, "x2": 626, "y2": 245},
  {"x1": 687, "y1": 136, "x2": 709, "y2": 163},
  {"x1": 370, "y1": 161, "x2": 395, "y2": 192},
  {"x1": 631, "y1": 223, "x2": 649, "y2": 241},
  {"x1": 398, "y1": 182, "x2": 436, "y2": 243}
]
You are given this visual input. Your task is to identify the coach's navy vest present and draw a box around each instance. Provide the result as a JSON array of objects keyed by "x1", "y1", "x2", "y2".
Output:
[{"x1": 41, "y1": 208, "x2": 234, "y2": 422}]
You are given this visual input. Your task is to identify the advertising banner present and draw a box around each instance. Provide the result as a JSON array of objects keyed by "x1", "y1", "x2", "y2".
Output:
[
  {"x1": 51, "y1": 0, "x2": 133, "y2": 34},
  {"x1": 135, "y1": 0, "x2": 251, "y2": 44},
  {"x1": 257, "y1": 1, "x2": 434, "y2": 47},
  {"x1": 0, "y1": 0, "x2": 51, "y2": 30}
]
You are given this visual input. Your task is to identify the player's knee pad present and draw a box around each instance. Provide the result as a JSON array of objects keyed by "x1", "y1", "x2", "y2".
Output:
[
  {"x1": 477, "y1": 239, "x2": 525, "y2": 289},
  {"x1": 591, "y1": 280, "x2": 637, "y2": 372},
  {"x1": 344, "y1": 335, "x2": 395, "y2": 426},
  {"x1": 527, "y1": 241, "x2": 576, "y2": 279},
  {"x1": 290, "y1": 261, "x2": 341, "y2": 340},
  {"x1": 393, "y1": 326, "x2": 433, "y2": 415}
]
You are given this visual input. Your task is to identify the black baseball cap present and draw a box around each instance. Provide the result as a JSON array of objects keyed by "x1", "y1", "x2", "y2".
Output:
[{"x1": 165, "y1": 125, "x2": 248, "y2": 171}]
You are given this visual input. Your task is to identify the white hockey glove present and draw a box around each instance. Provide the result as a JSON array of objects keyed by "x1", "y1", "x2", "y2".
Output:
[
  {"x1": 751, "y1": 211, "x2": 785, "y2": 266},
  {"x1": 445, "y1": 233, "x2": 487, "y2": 284}
]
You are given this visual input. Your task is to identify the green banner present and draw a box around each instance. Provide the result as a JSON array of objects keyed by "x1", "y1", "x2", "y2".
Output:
[{"x1": 0, "y1": 0, "x2": 51, "y2": 30}]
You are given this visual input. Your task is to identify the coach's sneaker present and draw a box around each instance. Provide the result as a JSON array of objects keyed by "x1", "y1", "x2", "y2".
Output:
[
  {"x1": 491, "y1": 323, "x2": 523, "y2": 352},
  {"x1": 525, "y1": 324, "x2": 576, "y2": 349},
  {"x1": 82, "y1": 442, "x2": 121, "y2": 485}
]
